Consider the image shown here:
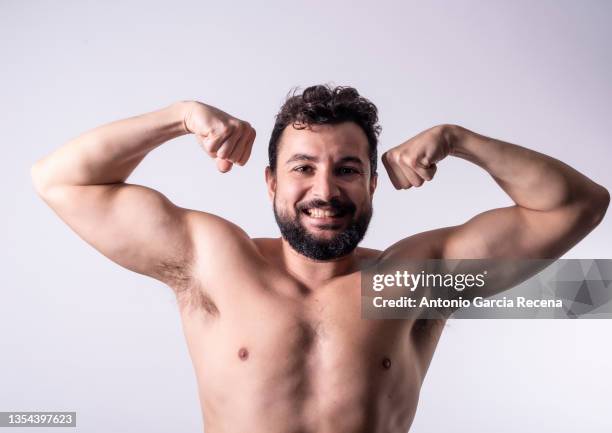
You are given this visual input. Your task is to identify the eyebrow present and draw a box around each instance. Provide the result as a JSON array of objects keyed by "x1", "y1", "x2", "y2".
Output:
[{"x1": 285, "y1": 154, "x2": 364, "y2": 166}]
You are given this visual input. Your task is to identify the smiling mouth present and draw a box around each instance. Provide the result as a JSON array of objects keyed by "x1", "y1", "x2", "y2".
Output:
[
  {"x1": 300, "y1": 207, "x2": 352, "y2": 226},
  {"x1": 302, "y1": 208, "x2": 342, "y2": 218}
]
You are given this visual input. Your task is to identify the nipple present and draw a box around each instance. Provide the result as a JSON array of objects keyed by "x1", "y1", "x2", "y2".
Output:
[
  {"x1": 382, "y1": 357, "x2": 391, "y2": 369},
  {"x1": 238, "y1": 347, "x2": 249, "y2": 361}
]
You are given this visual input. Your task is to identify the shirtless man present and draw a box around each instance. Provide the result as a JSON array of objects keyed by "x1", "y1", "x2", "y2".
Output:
[{"x1": 31, "y1": 85, "x2": 609, "y2": 432}]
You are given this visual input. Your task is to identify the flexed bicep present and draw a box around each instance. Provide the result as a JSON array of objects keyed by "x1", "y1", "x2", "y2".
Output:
[
  {"x1": 438, "y1": 201, "x2": 607, "y2": 301},
  {"x1": 31, "y1": 100, "x2": 258, "y2": 290},
  {"x1": 37, "y1": 183, "x2": 197, "y2": 288},
  {"x1": 443, "y1": 203, "x2": 604, "y2": 260}
]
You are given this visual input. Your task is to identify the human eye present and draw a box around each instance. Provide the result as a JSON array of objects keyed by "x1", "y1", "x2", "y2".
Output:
[
  {"x1": 337, "y1": 166, "x2": 361, "y2": 176},
  {"x1": 293, "y1": 165, "x2": 314, "y2": 174}
]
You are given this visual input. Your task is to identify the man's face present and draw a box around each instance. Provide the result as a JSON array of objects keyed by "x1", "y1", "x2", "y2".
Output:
[{"x1": 266, "y1": 122, "x2": 377, "y2": 260}]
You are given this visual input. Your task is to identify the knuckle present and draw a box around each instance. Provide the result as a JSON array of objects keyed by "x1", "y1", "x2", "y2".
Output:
[
  {"x1": 217, "y1": 121, "x2": 232, "y2": 135},
  {"x1": 217, "y1": 144, "x2": 230, "y2": 157},
  {"x1": 401, "y1": 153, "x2": 416, "y2": 167},
  {"x1": 393, "y1": 152, "x2": 404, "y2": 165},
  {"x1": 222, "y1": 125, "x2": 234, "y2": 136},
  {"x1": 202, "y1": 141, "x2": 216, "y2": 153},
  {"x1": 204, "y1": 138, "x2": 219, "y2": 151}
]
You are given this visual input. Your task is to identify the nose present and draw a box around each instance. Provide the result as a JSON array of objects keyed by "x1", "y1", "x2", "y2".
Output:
[{"x1": 311, "y1": 169, "x2": 340, "y2": 201}]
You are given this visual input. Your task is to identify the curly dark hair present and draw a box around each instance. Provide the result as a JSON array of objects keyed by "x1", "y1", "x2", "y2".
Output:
[{"x1": 268, "y1": 84, "x2": 381, "y2": 174}]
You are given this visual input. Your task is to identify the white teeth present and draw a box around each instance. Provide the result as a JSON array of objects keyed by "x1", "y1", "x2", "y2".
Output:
[{"x1": 307, "y1": 208, "x2": 337, "y2": 218}]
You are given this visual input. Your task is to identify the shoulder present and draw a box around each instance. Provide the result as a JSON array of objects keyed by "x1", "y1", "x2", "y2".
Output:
[
  {"x1": 356, "y1": 246, "x2": 383, "y2": 261},
  {"x1": 252, "y1": 237, "x2": 280, "y2": 261},
  {"x1": 184, "y1": 210, "x2": 265, "y2": 272},
  {"x1": 357, "y1": 245, "x2": 383, "y2": 256},
  {"x1": 378, "y1": 226, "x2": 458, "y2": 263}
]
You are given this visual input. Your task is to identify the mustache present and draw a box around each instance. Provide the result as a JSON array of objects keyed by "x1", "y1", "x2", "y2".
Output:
[{"x1": 297, "y1": 198, "x2": 356, "y2": 216}]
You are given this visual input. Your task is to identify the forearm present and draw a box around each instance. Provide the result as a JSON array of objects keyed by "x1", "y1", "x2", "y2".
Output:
[
  {"x1": 31, "y1": 101, "x2": 190, "y2": 191},
  {"x1": 446, "y1": 125, "x2": 609, "y2": 213}
]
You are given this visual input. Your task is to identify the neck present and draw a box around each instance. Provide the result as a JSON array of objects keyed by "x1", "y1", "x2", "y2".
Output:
[{"x1": 278, "y1": 237, "x2": 360, "y2": 284}]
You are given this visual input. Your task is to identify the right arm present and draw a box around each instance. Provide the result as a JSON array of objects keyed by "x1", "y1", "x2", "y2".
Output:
[{"x1": 30, "y1": 100, "x2": 256, "y2": 290}]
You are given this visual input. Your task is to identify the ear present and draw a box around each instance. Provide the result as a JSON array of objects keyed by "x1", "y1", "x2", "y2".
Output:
[
  {"x1": 265, "y1": 166, "x2": 276, "y2": 202},
  {"x1": 369, "y1": 172, "x2": 378, "y2": 196}
]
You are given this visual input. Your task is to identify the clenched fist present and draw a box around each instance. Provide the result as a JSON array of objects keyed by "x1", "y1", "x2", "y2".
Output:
[
  {"x1": 183, "y1": 101, "x2": 256, "y2": 173},
  {"x1": 382, "y1": 124, "x2": 454, "y2": 189}
]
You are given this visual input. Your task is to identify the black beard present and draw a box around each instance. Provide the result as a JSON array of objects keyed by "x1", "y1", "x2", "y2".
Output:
[{"x1": 273, "y1": 197, "x2": 372, "y2": 261}]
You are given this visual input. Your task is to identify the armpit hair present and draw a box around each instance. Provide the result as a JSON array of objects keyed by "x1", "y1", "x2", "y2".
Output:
[
  {"x1": 156, "y1": 260, "x2": 220, "y2": 317},
  {"x1": 156, "y1": 259, "x2": 193, "y2": 291},
  {"x1": 177, "y1": 283, "x2": 220, "y2": 317},
  {"x1": 412, "y1": 318, "x2": 447, "y2": 339}
]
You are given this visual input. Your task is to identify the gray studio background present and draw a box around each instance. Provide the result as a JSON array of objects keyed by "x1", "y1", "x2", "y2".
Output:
[{"x1": 2, "y1": 0, "x2": 611, "y2": 432}]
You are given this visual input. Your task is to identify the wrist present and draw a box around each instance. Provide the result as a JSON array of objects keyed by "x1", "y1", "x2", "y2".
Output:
[
  {"x1": 170, "y1": 100, "x2": 196, "y2": 135},
  {"x1": 441, "y1": 124, "x2": 468, "y2": 157}
]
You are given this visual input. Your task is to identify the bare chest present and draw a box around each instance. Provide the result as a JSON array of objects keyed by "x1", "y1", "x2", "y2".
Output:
[
  {"x1": 181, "y1": 271, "x2": 412, "y2": 363},
  {"x1": 178, "y1": 272, "x2": 428, "y2": 431}
]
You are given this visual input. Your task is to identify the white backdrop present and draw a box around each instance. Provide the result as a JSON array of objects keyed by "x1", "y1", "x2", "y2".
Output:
[{"x1": 2, "y1": 0, "x2": 611, "y2": 432}]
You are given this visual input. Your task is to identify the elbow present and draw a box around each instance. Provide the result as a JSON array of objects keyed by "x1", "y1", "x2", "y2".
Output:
[
  {"x1": 30, "y1": 159, "x2": 55, "y2": 199},
  {"x1": 584, "y1": 184, "x2": 610, "y2": 229},
  {"x1": 30, "y1": 160, "x2": 46, "y2": 196}
]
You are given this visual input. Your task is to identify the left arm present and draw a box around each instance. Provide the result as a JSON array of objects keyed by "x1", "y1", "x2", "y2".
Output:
[
  {"x1": 380, "y1": 124, "x2": 609, "y2": 298},
  {"x1": 440, "y1": 125, "x2": 609, "y2": 260}
]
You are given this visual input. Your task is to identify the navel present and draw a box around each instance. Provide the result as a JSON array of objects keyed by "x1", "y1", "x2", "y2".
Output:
[
  {"x1": 238, "y1": 347, "x2": 249, "y2": 361},
  {"x1": 382, "y1": 357, "x2": 391, "y2": 370}
]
